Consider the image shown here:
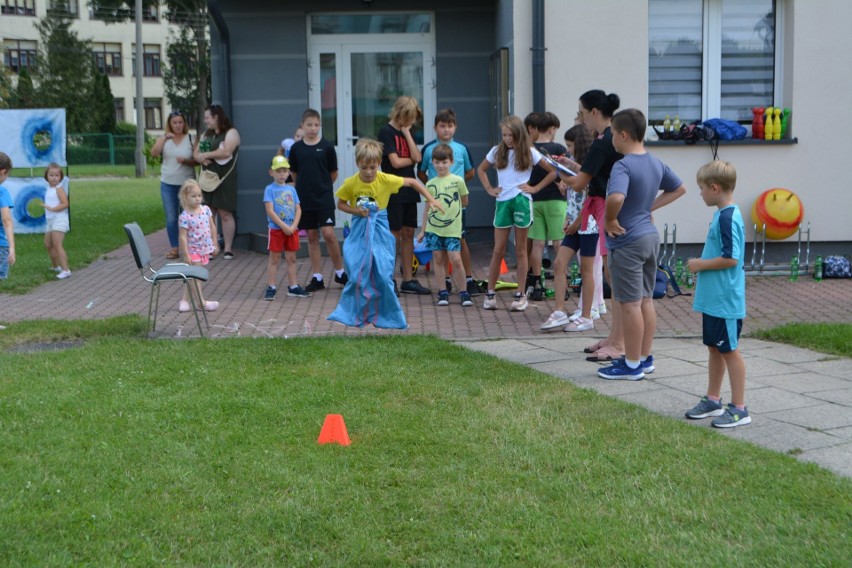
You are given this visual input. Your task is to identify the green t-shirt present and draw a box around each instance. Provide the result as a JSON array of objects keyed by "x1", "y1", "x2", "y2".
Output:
[{"x1": 425, "y1": 174, "x2": 468, "y2": 238}]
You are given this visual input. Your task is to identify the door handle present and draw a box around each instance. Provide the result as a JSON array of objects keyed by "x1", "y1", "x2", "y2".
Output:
[{"x1": 346, "y1": 136, "x2": 360, "y2": 142}]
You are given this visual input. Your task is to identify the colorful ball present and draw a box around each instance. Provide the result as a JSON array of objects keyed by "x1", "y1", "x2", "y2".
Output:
[{"x1": 751, "y1": 188, "x2": 803, "y2": 240}]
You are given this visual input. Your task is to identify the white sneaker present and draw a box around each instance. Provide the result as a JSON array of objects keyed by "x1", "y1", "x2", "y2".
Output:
[
  {"x1": 567, "y1": 309, "x2": 583, "y2": 322},
  {"x1": 56, "y1": 270, "x2": 72, "y2": 279},
  {"x1": 597, "y1": 302, "x2": 607, "y2": 315},
  {"x1": 541, "y1": 310, "x2": 570, "y2": 330},
  {"x1": 483, "y1": 293, "x2": 497, "y2": 310},
  {"x1": 509, "y1": 293, "x2": 528, "y2": 312},
  {"x1": 569, "y1": 308, "x2": 600, "y2": 321},
  {"x1": 564, "y1": 316, "x2": 594, "y2": 332},
  {"x1": 53, "y1": 266, "x2": 62, "y2": 273}
]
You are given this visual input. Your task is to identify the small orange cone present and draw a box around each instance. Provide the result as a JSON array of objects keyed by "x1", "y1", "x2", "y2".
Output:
[
  {"x1": 499, "y1": 258, "x2": 509, "y2": 275},
  {"x1": 317, "y1": 414, "x2": 351, "y2": 446}
]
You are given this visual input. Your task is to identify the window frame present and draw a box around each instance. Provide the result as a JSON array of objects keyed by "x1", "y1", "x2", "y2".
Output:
[
  {"x1": 3, "y1": 39, "x2": 37, "y2": 73},
  {"x1": 92, "y1": 42, "x2": 123, "y2": 77},
  {"x1": 1, "y1": 0, "x2": 36, "y2": 16}
]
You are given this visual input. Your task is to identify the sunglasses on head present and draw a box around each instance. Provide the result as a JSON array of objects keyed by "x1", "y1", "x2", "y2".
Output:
[{"x1": 169, "y1": 110, "x2": 184, "y2": 118}]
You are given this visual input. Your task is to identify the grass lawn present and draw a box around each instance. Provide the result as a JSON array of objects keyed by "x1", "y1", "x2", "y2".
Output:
[
  {"x1": 0, "y1": 320, "x2": 849, "y2": 566},
  {"x1": 11, "y1": 164, "x2": 161, "y2": 179},
  {"x1": 0, "y1": 177, "x2": 163, "y2": 295},
  {"x1": 752, "y1": 323, "x2": 852, "y2": 358}
]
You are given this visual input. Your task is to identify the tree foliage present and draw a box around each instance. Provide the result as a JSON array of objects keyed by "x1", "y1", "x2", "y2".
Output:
[{"x1": 92, "y1": 69, "x2": 117, "y2": 133}]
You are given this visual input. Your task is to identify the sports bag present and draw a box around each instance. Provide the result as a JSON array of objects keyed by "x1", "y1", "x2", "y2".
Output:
[
  {"x1": 654, "y1": 264, "x2": 690, "y2": 298},
  {"x1": 823, "y1": 255, "x2": 852, "y2": 278},
  {"x1": 703, "y1": 118, "x2": 747, "y2": 141}
]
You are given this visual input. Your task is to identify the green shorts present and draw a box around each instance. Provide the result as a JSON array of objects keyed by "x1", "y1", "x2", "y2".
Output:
[
  {"x1": 494, "y1": 193, "x2": 533, "y2": 228},
  {"x1": 529, "y1": 200, "x2": 568, "y2": 241}
]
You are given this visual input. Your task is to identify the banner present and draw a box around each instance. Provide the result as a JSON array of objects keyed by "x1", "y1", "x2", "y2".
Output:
[
  {"x1": 4, "y1": 177, "x2": 71, "y2": 234},
  {"x1": 0, "y1": 108, "x2": 67, "y2": 167}
]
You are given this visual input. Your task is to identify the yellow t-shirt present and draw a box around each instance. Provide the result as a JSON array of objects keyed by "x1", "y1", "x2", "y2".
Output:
[{"x1": 336, "y1": 171, "x2": 405, "y2": 210}]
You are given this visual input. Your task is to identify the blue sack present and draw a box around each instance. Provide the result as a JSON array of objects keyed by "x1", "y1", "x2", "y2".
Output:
[{"x1": 703, "y1": 118, "x2": 747, "y2": 141}]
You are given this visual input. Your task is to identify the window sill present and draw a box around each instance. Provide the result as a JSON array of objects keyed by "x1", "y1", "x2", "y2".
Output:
[{"x1": 646, "y1": 138, "x2": 798, "y2": 147}]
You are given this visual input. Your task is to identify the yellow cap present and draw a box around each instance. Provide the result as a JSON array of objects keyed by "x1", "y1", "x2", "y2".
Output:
[{"x1": 271, "y1": 155, "x2": 290, "y2": 170}]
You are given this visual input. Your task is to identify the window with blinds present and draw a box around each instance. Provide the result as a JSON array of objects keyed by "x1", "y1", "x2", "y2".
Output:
[{"x1": 649, "y1": 0, "x2": 777, "y2": 124}]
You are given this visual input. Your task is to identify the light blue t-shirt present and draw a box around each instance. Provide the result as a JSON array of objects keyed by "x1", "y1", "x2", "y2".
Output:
[
  {"x1": 263, "y1": 182, "x2": 300, "y2": 229},
  {"x1": 0, "y1": 186, "x2": 12, "y2": 248},
  {"x1": 419, "y1": 139, "x2": 474, "y2": 180},
  {"x1": 693, "y1": 205, "x2": 746, "y2": 319},
  {"x1": 605, "y1": 153, "x2": 682, "y2": 250}
]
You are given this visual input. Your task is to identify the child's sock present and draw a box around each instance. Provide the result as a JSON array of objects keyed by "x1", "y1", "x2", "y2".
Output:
[
  {"x1": 734, "y1": 404, "x2": 746, "y2": 410},
  {"x1": 335, "y1": 269, "x2": 344, "y2": 277},
  {"x1": 466, "y1": 275, "x2": 474, "y2": 282},
  {"x1": 624, "y1": 359, "x2": 641, "y2": 369},
  {"x1": 708, "y1": 395, "x2": 721, "y2": 402},
  {"x1": 313, "y1": 273, "x2": 323, "y2": 281}
]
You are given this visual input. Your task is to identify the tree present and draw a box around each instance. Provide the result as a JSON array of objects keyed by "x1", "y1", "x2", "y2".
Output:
[
  {"x1": 14, "y1": 67, "x2": 37, "y2": 108},
  {"x1": 92, "y1": 68, "x2": 117, "y2": 133},
  {"x1": 0, "y1": 65, "x2": 14, "y2": 108}
]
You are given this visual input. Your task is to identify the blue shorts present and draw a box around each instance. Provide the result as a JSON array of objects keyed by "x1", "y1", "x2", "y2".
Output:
[
  {"x1": 561, "y1": 232, "x2": 599, "y2": 257},
  {"x1": 702, "y1": 313, "x2": 743, "y2": 353},
  {"x1": 0, "y1": 247, "x2": 8, "y2": 279},
  {"x1": 424, "y1": 232, "x2": 461, "y2": 252}
]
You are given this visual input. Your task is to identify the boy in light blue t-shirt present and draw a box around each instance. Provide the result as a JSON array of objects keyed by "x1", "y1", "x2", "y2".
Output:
[
  {"x1": 0, "y1": 152, "x2": 15, "y2": 280},
  {"x1": 685, "y1": 160, "x2": 750, "y2": 428}
]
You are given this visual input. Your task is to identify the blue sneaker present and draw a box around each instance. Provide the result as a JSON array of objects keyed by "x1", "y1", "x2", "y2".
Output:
[
  {"x1": 685, "y1": 396, "x2": 725, "y2": 419},
  {"x1": 597, "y1": 358, "x2": 645, "y2": 381},
  {"x1": 642, "y1": 355, "x2": 655, "y2": 374},
  {"x1": 459, "y1": 291, "x2": 474, "y2": 307},
  {"x1": 437, "y1": 290, "x2": 450, "y2": 306},
  {"x1": 287, "y1": 285, "x2": 311, "y2": 298},
  {"x1": 263, "y1": 285, "x2": 277, "y2": 301},
  {"x1": 711, "y1": 404, "x2": 752, "y2": 428}
]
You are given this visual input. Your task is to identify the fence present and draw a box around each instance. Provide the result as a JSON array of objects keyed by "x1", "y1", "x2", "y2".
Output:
[{"x1": 66, "y1": 133, "x2": 141, "y2": 165}]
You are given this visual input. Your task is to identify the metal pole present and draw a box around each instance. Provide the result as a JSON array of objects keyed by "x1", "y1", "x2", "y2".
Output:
[{"x1": 134, "y1": 0, "x2": 146, "y2": 177}]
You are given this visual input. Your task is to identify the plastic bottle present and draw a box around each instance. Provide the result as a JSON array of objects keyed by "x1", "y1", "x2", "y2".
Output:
[
  {"x1": 790, "y1": 255, "x2": 799, "y2": 281},
  {"x1": 686, "y1": 270, "x2": 695, "y2": 289},
  {"x1": 814, "y1": 255, "x2": 823, "y2": 281},
  {"x1": 672, "y1": 115, "x2": 682, "y2": 133},
  {"x1": 570, "y1": 260, "x2": 579, "y2": 285},
  {"x1": 675, "y1": 257, "x2": 684, "y2": 286},
  {"x1": 343, "y1": 220, "x2": 350, "y2": 239},
  {"x1": 663, "y1": 115, "x2": 671, "y2": 137}
]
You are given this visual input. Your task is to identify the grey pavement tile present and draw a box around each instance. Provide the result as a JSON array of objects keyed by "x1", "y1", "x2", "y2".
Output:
[
  {"x1": 764, "y1": 404, "x2": 852, "y2": 431},
  {"x1": 797, "y1": 443, "x2": 852, "y2": 478},
  {"x1": 809, "y1": 389, "x2": 852, "y2": 407},
  {"x1": 653, "y1": 344, "x2": 712, "y2": 362},
  {"x1": 461, "y1": 339, "x2": 538, "y2": 356},
  {"x1": 531, "y1": 360, "x2": 600, "y2": 381},
  {"x1": 580, "y1": 376, "x2": 666, "y2": 398},
  {"x1": 750, "y1": 372, "x2": 852, "y2": 395},
  {"x1": 649, "y1": 337, "x2": 704, "y2": 352},
  {"x1": 713, "y1": 419, "x2": 848, "y2": 455},
  {"x1": 740, "y1": 344, "x2": 828, "y2": 364},
  {"x1": 642, "y1": 358, "x2": 709, "y2": 380},
  {"x1": 743, "y1": 357, "x2": 813, "y2": 379},
  {"x1": 616, "y1": 388, "x2": 699, "y2": 420},
  {"x1": 795, "y1": 359, "x2": 852, "y2": 381},
  {"x1": 827, "y1": 426, "x2": 852, "y2": 439},
  {"x1": 653, "y1": 373, "x2": 732, "y2": 398},
  {"x1": 501, "y1": 348, "x2": 577, "y2": 365},
  {"x1": 744, "y1": 386, "x2": 825, "y2": 414}
]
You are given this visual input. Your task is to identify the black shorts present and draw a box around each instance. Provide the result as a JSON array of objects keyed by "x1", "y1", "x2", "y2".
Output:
[
  {"x1": 387, "y1": 202, "x2": 419, "y2": 231},
  {"x1": 702, "y1": 313, "x2": 743, "y2": 353},
  {"x1": 561, "y1": 232, "x2": 599, "y2": 257},
  {"x1": 298, "y1": 207, "x2": 337, "y2": 230}
]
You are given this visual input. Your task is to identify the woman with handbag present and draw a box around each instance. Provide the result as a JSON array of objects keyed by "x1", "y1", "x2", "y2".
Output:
[
  {"x1": 193, "y1": 104, "x2": 241, "y2": 259},
  {"x1": 150, "y1": 110, "x2": 196, "y2": 259}
]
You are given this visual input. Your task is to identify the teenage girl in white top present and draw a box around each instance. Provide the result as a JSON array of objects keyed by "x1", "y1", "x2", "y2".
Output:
[{"x1": 40, "y1": 163, "x2": 71, "y2": 279}]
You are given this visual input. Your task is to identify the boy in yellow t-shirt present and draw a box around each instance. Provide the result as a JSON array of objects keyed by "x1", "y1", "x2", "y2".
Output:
[{"x1": 328, "y1": 138, "x2": 443, "y2": 329}]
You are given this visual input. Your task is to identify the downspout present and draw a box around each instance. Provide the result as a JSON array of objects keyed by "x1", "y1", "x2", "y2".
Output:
[
  {"x1": 207, "y1": 0, "x2": 233, "y2": 115},
  {"x1": 531, "y1": 0, "x2": 546, "y2": 111}
]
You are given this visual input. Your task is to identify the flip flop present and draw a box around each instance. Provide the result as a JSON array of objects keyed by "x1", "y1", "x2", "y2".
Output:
[
  {"x1": 585, "y1": 345, "x2": 622, "y2": 362},
  {"x1": 165, "y1": 249, "x2": 180, "y2": 260},
  {"x1": 584, "y1": 339, "x2": 609, "y2": 353}
]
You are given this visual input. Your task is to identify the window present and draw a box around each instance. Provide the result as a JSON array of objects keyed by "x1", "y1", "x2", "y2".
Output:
[
  {"x1": 47, "y1": 0, "x2": 79, "y2": 17},
  {"x1": 92, "y1": 43, "x2": 123, "y2": 76},
  {"x1": 1, "y1": 0, "x2": 35, "y2": 16},
  {"x1": 114, "y1": 98, "x2": 125, "y2": 123},
  {"x1": 135, "y1": 98, "x2": 163, "y2": 130},
  {"x1": 3, "y1": 40, "x2": 37, "y2": 73},
  {"x1": 649, "y1": 0, "x2": 778, "y2": 123},
  {"x1": 132, "y1": 44, "x2": 162, "y2": 77},
  {"x1": 89, "y1": 2, "x2": 157, "y2": 21}
]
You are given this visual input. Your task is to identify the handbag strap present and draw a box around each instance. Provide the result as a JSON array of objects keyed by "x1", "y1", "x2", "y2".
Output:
[{"x1": 209, "y1": 148, "x2": 239, "y2": 184}]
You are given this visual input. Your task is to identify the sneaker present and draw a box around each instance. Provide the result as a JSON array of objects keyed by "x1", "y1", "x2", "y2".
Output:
[
  {"x1": 563, "y1": 316, "x2": 594, "y2": 332},
  {"x1": 204, "y1": 300, "x2": 219, "y2": 311},
  {"x1": 641, "y1": 355, "x2": 655, "y2": 374},
  {"x1": 685, "y1": 397, "x2": 725, "y2": 420},
  {"x1": 223, "y1": 251, "x2": 234, "y2": 260},
  {"x1": 437, "y1": 290, "x2": 450, "y2": 306},
  {"x1": 178, "y1": 300, "x2": 191, "y2": 313},
  {"x1": 56, "y1": 269, "x2": 72, "y2": 279},
  {"x1": 510, "y1": 292, "x2": 528, "y2": 312},
  {"x1": 711, "y1": 404, "x2": 751, "y2": 428},
  {"x1": 529, "y1": 286, "x2": 544, "y2": 301},
  {"x1": 445, "y1": 277, "x2": 453, "y2": 293},
  {"x1": 305, "y1": 277, "x2": 325, "y2": 292},
  {"x1": 53, "y1": 266, "x2": 62, "y2": 273},
  {"x1": 598, "y1": 302, "x2": 607, "y2": 315},
  {"x1": 597, "y1": 358, "x2": 645, "y2": 381},
  {"x1": 334, "y1": 272, "x2": 349, "y2": 286},
  {"x1": 392, "y1": 279, "x2": 400, "y2": 297},
  {"x1": 466, "y1": 279, "x2": 480, "y2": 297},
  {"x1": 263, "y1": 285, "x2": 277, "y2": 301},
  {"x1": 540, "y1": 310, "x2": 570, "y2": 331},
  {"x1": 401, "y1": 279, "x2": 431, "y2": 295},
  {"x1": 568, "y1": 308, "x2": 600, "y2": 322},
  {"x1": 288, "y1": 285, "x2": 311, "y2": 298},
  {"x1": 483, "y1": 292, "x2": 497, "y2": 310},
  {"x1": 459, "y1": 291, "x2": 474, "y2": 307}
]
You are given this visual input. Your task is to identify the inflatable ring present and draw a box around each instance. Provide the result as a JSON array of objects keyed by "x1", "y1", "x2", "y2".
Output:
[{"x1": 12, "y1": 183, "x2": 47, "y2": 229}]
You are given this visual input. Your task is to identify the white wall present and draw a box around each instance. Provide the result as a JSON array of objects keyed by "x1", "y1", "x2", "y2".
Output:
[{"x1": 510, "y1": 0, "x2": 852, "y2": 244}]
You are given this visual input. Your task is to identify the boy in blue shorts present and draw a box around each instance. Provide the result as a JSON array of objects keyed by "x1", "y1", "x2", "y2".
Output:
[
  {"x1": 416, "y1": 143, "x2": 472, "y2": 307},
  {"x1": 418, "y1": 108, "x2": 479, "y2": 295},
  {"x1": 0, "y1": 152, "x2": 15, "y2": 280},
  {"x1": 685, "y1": 160, "x2": 751, "y2": 427},
  {"x1": 598, "y1": 109, "x2": 686, "y2": 380},
  {"x1": 262, "y1": 155, "x2": 309, "y2": 300}
]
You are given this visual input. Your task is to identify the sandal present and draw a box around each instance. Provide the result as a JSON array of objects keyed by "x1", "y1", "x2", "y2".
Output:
[
  {"x1": 165, "y1": 249, "x2": 179, "y2": 259},
  {"x1": 585, "y1": 345, "x2": 622, "y2": 362},
  {"x1": 583, "y1": 339, "x2": 610, "y2": 353}
]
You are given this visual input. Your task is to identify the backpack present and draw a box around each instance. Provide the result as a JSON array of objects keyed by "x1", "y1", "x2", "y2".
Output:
[
  {"x1": 654, "y1": 264, "x2": 690, "y2": 298},
  {"x1": 703, "y1": 118, "x2": 747, "y2": 141},
  {"x1": 823, "y1": 255, "x2": 852, "y2": 278},
  {"x1": 679, "y1": 120, "x2": 714, "y2": 145}
]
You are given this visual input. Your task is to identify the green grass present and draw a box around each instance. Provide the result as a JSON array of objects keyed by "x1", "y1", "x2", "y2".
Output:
[
  {"x1": 752, "y1": 323, "x2": 852, "y2": 358},
  {"x1": 1, "y1": 322, "x2": 849, "y2": 566},
  {"x1": 0, "y1": 177, "x2": 163, "y2": 294},
  {"x1": 11, "y1": 164, "x2": 161, "y2": 178}
]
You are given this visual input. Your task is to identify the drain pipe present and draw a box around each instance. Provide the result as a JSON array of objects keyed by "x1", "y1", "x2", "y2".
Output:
[
  {"x1": 531, "y1": 0, "x2": 546, "y2": 111},
  {"x1": 207, "y1": 0, "x2": 233, "y2": 115}
]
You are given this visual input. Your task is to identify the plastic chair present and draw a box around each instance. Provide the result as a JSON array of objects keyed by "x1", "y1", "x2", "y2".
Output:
[{"x1": 124, "y1": 222, "x2": 210, "y2": 337}]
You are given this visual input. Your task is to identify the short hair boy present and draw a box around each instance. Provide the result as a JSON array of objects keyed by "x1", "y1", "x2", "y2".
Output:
[
  {"x1": 416, "y1": 143, "x2": 472, "y2": 307},
  {"x1": 328, "y1": 138, "x2": 444, "y2": 329},
  {"x1": 598, "y1": 108, "x2": 686, "y2": 380},
  {"x1": 263, "y1": 155, "x2": 309, "y2": 300},
  {"x1": 685, "y1": 160, "x2": 751, "y2": 427},
  {"x1": 0, "y1": 152, "x2": 15, "y2": 280}
]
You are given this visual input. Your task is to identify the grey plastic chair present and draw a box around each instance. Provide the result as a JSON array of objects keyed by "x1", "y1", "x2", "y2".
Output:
[{"x1": 124, "y1": 222, "x2": 210, "y2": 337}]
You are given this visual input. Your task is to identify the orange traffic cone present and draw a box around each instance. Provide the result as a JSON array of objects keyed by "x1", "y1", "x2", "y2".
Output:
[
  {"x1": 499, "y1": 258, "x2": 509, "y2": 275},
  {"x1": 317, "y1": 414, "x2": 351, "y2": 446}
]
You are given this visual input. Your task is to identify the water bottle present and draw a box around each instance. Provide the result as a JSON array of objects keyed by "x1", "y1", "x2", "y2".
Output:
[
  {"x1": 686, "y1": 270, "x2": 695, "y2": 289},
  {"x1": 570, "y1": 261, "x2": 579, "y2": 286},
  {"x1": 663, "y1": 114, "x2": 671, "y2": 135},
  {"x1": 790, "y1": 255, "x2": 799, "y2": 281},
  {"x1": 673, "y1": 115, "x2": 682, "y2": 132},
  {"x1": 675, "y1": 257, "x2": 685, "y2": 286},
  {"x1": 540, "y1": 266, "x2": 546, "y2": 289},
  {"x1": 342, "y1": 220, "x2": 350, "y2": 239},
  {"x1": 814, "y1": 255, "x2": 823, "y2": 281}
]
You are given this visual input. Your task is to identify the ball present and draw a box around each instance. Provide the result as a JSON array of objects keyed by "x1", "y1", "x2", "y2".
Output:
[{"x1": 751, "y1": 188, "x2": 803, "y2": 240}]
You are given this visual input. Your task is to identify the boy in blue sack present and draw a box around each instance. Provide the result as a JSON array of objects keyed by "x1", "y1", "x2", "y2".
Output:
[
  {"x1": 685, "y1": 160, "x2": 751, "y2": 427},
  {"x1": 0, "y1": 152, "x2": 15, "y2": 281},
  {"x1": 328, "y1": 139, "x2": 444, "y2": 329}
]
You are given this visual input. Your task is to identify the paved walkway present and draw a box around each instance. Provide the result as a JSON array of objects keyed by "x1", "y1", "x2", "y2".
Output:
[{"x1": 2, "y1": 229, "x2": 851, "y2": 477}]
